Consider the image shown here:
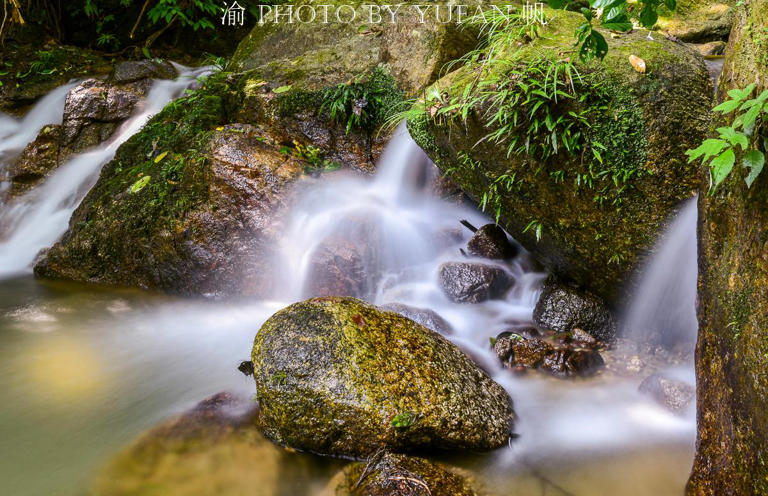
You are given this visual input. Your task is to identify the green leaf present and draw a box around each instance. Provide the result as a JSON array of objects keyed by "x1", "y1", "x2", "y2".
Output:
[
  {"x1": 711, "y1": 148, "x2": 736, "y2": 187},
  {"x1": 713, "y1": 99, "x2": 742, "y2": 113},
  {"x1": 154, "y1": 151, "x2": 168, "y2": 163},
  {"x1": 129, "y1": 175, "x2": 151, "y2": 194},
  {"x1": 686, "y1": 138, "x2": 727, "y2": 163},
  {"x1": 726, "y1": 83, "x2": 755, "y2": 102},
  {"x1": 273, "y1": 85, "x2": 292, "y2": 94},
  {"x1": 743, "y1": 150, "x2": 765, "y2": 188},
  {"x1": 142, "y1": 47, "x2": 151, "y2": 59}
]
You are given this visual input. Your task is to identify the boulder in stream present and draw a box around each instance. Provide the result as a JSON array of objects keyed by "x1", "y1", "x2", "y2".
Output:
[
  {"x1": 466, "y1": 223, "x2": 517, "y2": 260},
  {"x1": 379, "y1": 303, "x2": 454, "y2": 336},
  {"x1": 533, "y1": 282, "x2": 616, "y2": 342},
  {"x1": 408, "y1": 7, "x2": 712, "y2": 305},
  {"x1": 4, "y1": 124, "x2": 62, "y2": 197},
  {"x1": 438, "y1": 262, "x2": 512, "y2": 304},
  {"x1": 657, "y1": 0, "x2": 736, "y2": 43},
  {"x1": 251, "y1": 297, "x2": 515, "y2": 458},
  {"x1": 639, "y1": 374, "x2": 695, "y2": 414},
  {"x1": 91, "y1": 392, "x2": 334, "y2": 496}
]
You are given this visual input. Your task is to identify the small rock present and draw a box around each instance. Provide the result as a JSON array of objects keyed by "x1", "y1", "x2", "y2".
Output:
[
  {"x1": 303, "y1": 237, "x2": 369, "y2": 298},
  {"x1": 639, "y1": 374, "x2": 695, "y2": 413},
  {"x1": 467, "y1": 224, "x2": 518, "y2": 259},
  {"x1": 438, "y1": 262, "x2": 512, "y2": 303},
  {"x1": 112, "y1": 60, "x2": 178, "y2": 84},
  {"x1": 381, "y1": 303, "x2": 454, "y2": 335},
  {"x1": 5, "y1": 124, "x2": 62, "y2": 198},
  {"x1": 335, "y1": 452, "x2": 477, "y2": 496},
  {"x1": 509, "y1": 338, "x2": 554, "y2": 368},
  {"x1": 533, "y1": 282, "x2": 616, "y2": 342},
  {"x1": 543, "y1": 348, "x2": 605, "y2": 377},
  {"x1": 627, "y1": 355, "x2": 645, "y2": 374}
]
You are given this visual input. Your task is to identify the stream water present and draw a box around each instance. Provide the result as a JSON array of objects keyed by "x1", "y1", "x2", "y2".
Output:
[{"x1": 0, "y1": 77, "x2": 697, "y2": 495}]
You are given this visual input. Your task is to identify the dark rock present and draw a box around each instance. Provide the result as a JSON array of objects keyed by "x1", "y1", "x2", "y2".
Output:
[
  {"x1": 509, "y1": 338, "x2": 554, "y2": 369},
  {"x1": 438, "y1": 262, "x2": 512, "y2": 303},
  {"x1": 111, "y1": 60, "x2": 178, "y2": 84},
  {"x1": 303, "y1": 237, "x2": 369, "y2": 298},
  {"x1": 467, "y1": 224, "x2": 517, "y2": 260},
  {"x1": 251, "y1": 297, "x2": 515, "y2": 458},
  {"x1": 335, "y1": 452, "x2": 477, "y2": 496},
  {"x1": 639, "y1": 374, "x2": 694, "y2": 414},
  {"x1": 380, "y1": 303, "x2": 454, "y2": 335},
  {"x1": 542, "y1": 348, "x2": 605, "y2": 377},
  {"x1": 533, "y1": 282, "x2": 616, "y2": 342},
  {"x1": 4, "y1": 124, "x2": 62, "y2": 198}
]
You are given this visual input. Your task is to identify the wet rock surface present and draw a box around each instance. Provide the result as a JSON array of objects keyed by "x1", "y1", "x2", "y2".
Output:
[
  {"x1": 438, "y1": 262, "x2": 512, "y2": 303},
  {"x1": 334, "y1": 451, "x2": 477, "y2": 496},
  {"x1": 658, "y1": 1, "x2": 735, "y2": 43},
  {"x1": 533, "y1": 282, "x2": 616, "y2": 342},
  {"x1": 380, "y1": 303, "x2": 454, "y2": 336},
  {"x1": 304, "y1": 237, "x2": 370, "y2": 298},
  {"x1": 4, "y1": 124, "x2": 62, "y2": 197},
  {"x1": 494, "y1": 330, "x2": 605, "y2": 378},
  {"x1": 639, "y1": 374, "x2": 695, "y2": 414},
  {"x1": 91, "y1": 392, "x2": 334, "y2": 496},
  {"x1": 251, "y1": 297, "x2": 515, "y2": 458},
  {"x1": 466, "y1": 223, "x2": 517, "y2": 260}
]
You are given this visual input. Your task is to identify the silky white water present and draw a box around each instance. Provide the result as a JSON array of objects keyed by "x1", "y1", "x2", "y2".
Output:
[
  {"x1": 0, "y1": 88, "x2": 697, "y2": 495},
  {"x1": 0, "y1": 65, "x2": 213, "y2": 278}
]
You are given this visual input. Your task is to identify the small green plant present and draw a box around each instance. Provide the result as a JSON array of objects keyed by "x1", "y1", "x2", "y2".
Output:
[
  {"x1": 686, "y1": 84, "x2": 768, "y2": 191},
  {"x1": 283, "y1": 140, "x2": 341, "y2": 174},
  {"x1": 390, "y1": 411, "x2": 416, "y2": 429},
  {"x1": 546, "y1": 0, "x2": 677, "y2": 62},
  {"x1": 320, "y1": 68, "x2": 404, "y2": 134}
]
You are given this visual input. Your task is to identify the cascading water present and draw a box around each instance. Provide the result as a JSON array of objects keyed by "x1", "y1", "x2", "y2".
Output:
[
  {"x1": 0, "y1": 64, "x2": 213, "y2": 278},
  {"x1": 622, "y1": 198, "x2": 698, "y2": 347},
  {"x1": 0, "y1": 87, "x2": 699, "y2": 495}
]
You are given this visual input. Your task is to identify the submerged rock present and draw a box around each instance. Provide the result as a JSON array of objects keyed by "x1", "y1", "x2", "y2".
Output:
[
  {"x1": 333, "y1": 452, "x2": 477, "y2": 496},
  {"x1": 379, "y1": 303, "x2": 454, "y2": 335},
  {"x1": 438, "y1": 262, "x2": 512, "y2": 303},
  {"x1": 304, "y1": 237, "x2": 370, "y2": 298},
  {"x1": 533, "y1": 282, "x2": 616, "y2": 342},
  {"x1": 466, "y1": 223, "x2": 517, "y2": 260},
  {"x1": 408, "y1": 7, "x2": 711, "y2": 305},
  {"x1": 494, "y1": 331, "x2": 604, "y2": 378},
  {"x1": 639, "y1": 374, "x2": 695, "y2": 414},
  {"x1": 251, "y1": 297, "x2": 515, "y2": 458},
  {"x1": 91, "y1": 392, "x2": 333, "y2": 496}
]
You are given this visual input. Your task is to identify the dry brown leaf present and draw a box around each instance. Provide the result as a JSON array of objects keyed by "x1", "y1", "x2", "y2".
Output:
[{"x1": 629, "y1": 55, "x2": 646, "y2": 74}]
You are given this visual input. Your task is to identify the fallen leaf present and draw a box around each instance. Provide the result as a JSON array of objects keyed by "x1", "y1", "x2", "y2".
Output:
[
  {"x1": 154, "y1": 151, "x2": 168, "y2": 163},
  {"x1": 129, "y1": 175, "x2": 151, "y2": 194},
  {"x1": 273, "y1": 85, "x2": 292, "y2": 94},
  {"x1": 629, "y1": 55, "x2": 646, "y2": 74}
]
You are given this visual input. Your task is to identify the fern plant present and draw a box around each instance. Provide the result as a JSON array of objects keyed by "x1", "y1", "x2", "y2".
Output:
[{"x1": 686, "y1": 84, "x2": 768, "y2": 191}]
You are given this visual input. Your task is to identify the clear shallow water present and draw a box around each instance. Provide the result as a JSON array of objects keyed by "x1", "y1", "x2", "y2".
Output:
[{"x1": 0, "y1": 92, "x2": 697, "y2": 494}]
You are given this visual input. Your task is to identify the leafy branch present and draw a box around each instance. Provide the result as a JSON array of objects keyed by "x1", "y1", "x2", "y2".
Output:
[{"x1": 686, "y1": 84, "x2": 768, "y2": 191}]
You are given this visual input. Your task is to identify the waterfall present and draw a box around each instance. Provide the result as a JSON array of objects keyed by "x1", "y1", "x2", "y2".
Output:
[
  {"x1": 622, "y1": 198, "x2": 698, "y2": 347},
  {"x1": 0, "y1": 65, "x2": 213, "y2": 279}
]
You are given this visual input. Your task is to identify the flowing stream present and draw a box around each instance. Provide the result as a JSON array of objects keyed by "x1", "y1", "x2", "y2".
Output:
[{"x1": 0, "y1": 82, "x2": 698, "y2": 495}]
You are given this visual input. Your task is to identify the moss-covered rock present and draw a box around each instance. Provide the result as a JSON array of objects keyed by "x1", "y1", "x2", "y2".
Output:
[
  {"x1": 251, "y1": 297, "x2": 515, "y2": 459},
  {"x1": 332, "y1": 452, "x2": 478, "y2": 496},
  {"x1": 408, "y1": 8, "x2": 711, "y2": 305},
  {"x1": 657, "y1": 0, "x2": 736, "y2": 43},
  {"x1": 689, "y1": 1, "x2": 768, "y2": 494},
  {"x1": 91, "y1": 392, "x2": 338, "y2": 496}
]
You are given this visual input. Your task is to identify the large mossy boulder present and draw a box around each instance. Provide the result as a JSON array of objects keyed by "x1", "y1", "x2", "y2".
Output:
[
  {"x1": 408, "y1": 8, "x2": 712, "y2": 304},
  {"x1": 689, "y1": 1, "x2": 768, "y2": 494},
  {"x1": 33, "y1": 8, "x2": 479, "y2": 295},
  {"x1": 91, "y1": 392, "x2": 337, "y2": 496},
  {"x1": 251, "y1": 297, "x2": 515, "y2": 459}
]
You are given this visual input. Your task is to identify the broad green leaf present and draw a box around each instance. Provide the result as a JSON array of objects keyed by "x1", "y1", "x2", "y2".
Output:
[
  {"x1": 129, "y1": 175, "x2": 151, "y2": 194},
  {"x1": 686, "y1": 138, "x2": 727, "y2": 163},
  {"x1": 713, "y1": 99, "x2": 741, "y2": 113},
  {"x1": 743, "y1": 150, "x2": 765, "y2": 188},
  {"x1": 273, "y1": 85, "x2": 292, "y2": 94},
  {"x1": 727, "y1": 83, "x2": 755, "y2": 102},
  {"x1": 716, "y1": 127, "x2": 749, "y2": 149},
  {"x1": 711, "y1": 148, "x2": 736, "y2": 187}
]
